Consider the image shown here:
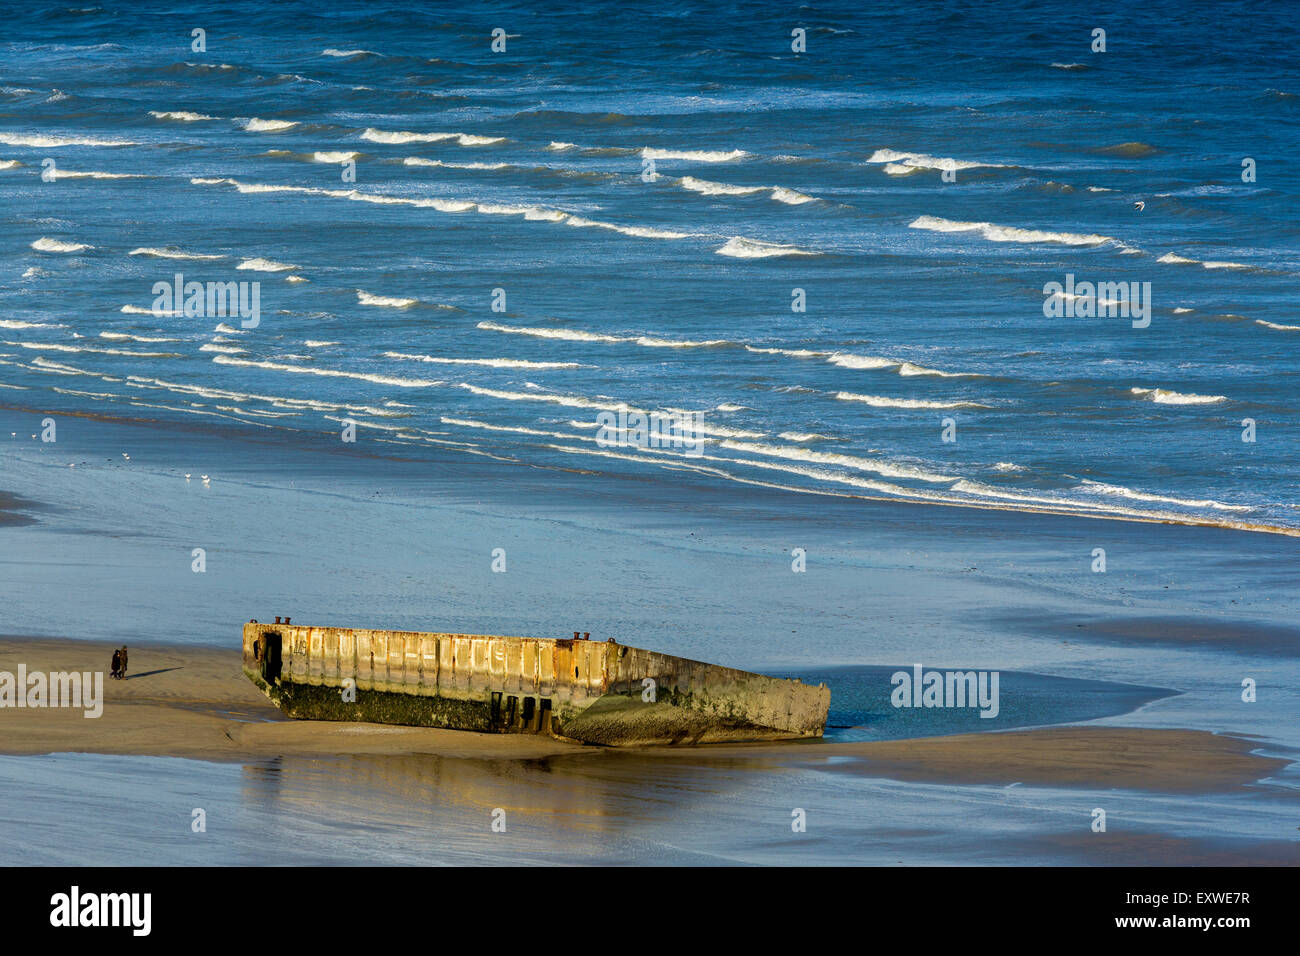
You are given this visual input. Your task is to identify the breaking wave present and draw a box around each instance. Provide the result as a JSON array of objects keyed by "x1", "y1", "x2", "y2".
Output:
[
  {"x1": 357, "y1": 291, "x2": 417, "y2": 308},
  {"x1": 835, "y1": 391, "x2": 991, "y2": 409},
  {"x1": 384, "y1": 351, "x2": 583, "y2": 369},
  {"x1": 237, "y1": 257, "x2": 299, "y2": 272},
  {"x1": 31, "y1": 237, "x2": 91, "y2": 253},
  {"x1": 149, "y1": 110, "x2": 216, "y2": 121},
  {"x1": 909, "y1": 215, "x2": 1118, "y2": 247},
  {"x1": 361, "y1": 127, "x2": 504, "y2": 146},
  {"x1": 129, "y1": 246, "x2": 224, "y2": 260},
  {"x1": 679, "y1": 176, "x2": 816, "y2": 204},
  {"x1": 212, "y1": 354, "x2": 442, "y2": 387},
  {"x1": 239, "y1": 117, "x2": 299, "y2": 132},
  {"x1": 716, "y1": 237, "x2": 819, "y2": 258},
  {"x1": 1157, "y1": 252, "x2": 1253, "y2": 271},
  {"x1": 868, "y1": 148, "x2": 1008, "y2": 173},
  {"x1": 1130, "y1": 386, "x2": 1227, "y2": 405},
  {"x1": 642, "y1": 147, "x2": 747, "y2": 162},
  {"x1": 0, "y1": 133, "x2": 136, "y2": 147}
]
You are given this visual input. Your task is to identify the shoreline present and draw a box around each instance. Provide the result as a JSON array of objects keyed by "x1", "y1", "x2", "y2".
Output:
[
  {"x1": 3, "y1": 397, "x2": 1298, "y2": 540},
  {"x1": 1, "y1": 637, "x2": 1289, "y2": 794}
]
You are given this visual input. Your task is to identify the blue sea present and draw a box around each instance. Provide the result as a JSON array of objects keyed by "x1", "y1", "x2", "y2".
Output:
[{"x1": 1, "y1": 0, "x2": 1297, "y2": 532}]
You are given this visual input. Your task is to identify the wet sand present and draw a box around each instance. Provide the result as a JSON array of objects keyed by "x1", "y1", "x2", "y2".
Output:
[{"x1": 0, "y1": 637, "x2": 1288, "y2": 794}]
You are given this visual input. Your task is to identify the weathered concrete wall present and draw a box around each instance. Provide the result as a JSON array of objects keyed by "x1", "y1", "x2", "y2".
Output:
[{"x1": 242, "y1": 622, "x2": 830, "y2": 745}]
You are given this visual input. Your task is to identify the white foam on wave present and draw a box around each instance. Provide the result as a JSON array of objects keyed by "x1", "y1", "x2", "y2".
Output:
[
  {"x1": 835, "y1": 391, "x2": 990, "y2": 409},
  {"x1": 909, "y1": 215, "x2": 1117, "y2": 248},
  {"x1": 0, "y1": 133, "x2": 135, "y2": 147},
  {"x1": 745, "y1": 344, "x2": 974, "y2": 378},
  {"x1": 1157, "y1": 252, "x2": 1252, "y2": 270},
  {"x1": 361, "y1": 128, "x2": 504, "y2": 146},
  {"x1": 384, "y1": 351, "x2": 583, "y2": 370},
  {"x1": 149, "y1": 110, "x2": 216, "y2": 122},
  {"x1": 825, "y1": 352, "x2": 896, "y2": 371},
  {"x1": 211, "y1": 354, "x2": 442, "y2": 387},
  {"x1": 1256, "y1": 319, "x2": 1300, "y2": 331},
  {"x1": 238, "y1": 257, "x2": 299, "y2": 272},
  {"x1": 564, "y1": 215, "x2": 694, "y2": 240},
  {"x1": 199, "y1": 343, "x2": 247, "y2": 354},
  {"x1": 868, "y1": 148, "x2": 1008, "y2": 173},
  {"x1": 898, "y1": 361, "x2": 976, "y2": 378},
  {"x1": 404, "y1": 157, "x2": 510, "y2": 170},
  {"x1": 7, "y1": 340, "x2": 179, "y2": 358},
  {"x1": 126, "y1": 373, "x2": 411, "y2": 419},
  {"x1": 31, "y1": 237, "x2": 91, "y2": 253},
  {"x1": 29, "y1": 356, "x2": 99, "y2": 376},
  {"x1": 129, "y1": 246, "x2": 224, "y2": 260},
  {"x1": 456, "y1": 386, "x2": 758, "y2": 439},
  {"x1": 322, "y1": 48, "x2": 377, "y2": 57},
  {"x1": 0, "y1": 319, "x2": 58, "y2": 329},
  {"x1": 720, "y1": 440, "x2": 957, "y2": 483},
  {"x1": 771, "y1": 186, "x2": 816, "y2": 205},
  {"x1": 744, "y1": 346, "x2": 830, "y2": 359},
  {"x1": 479, "y1": 321, "x2": 623, "y2": 344},
  {"x1": 121, "y1": 305, "x2": 181, "y2": 316},
  {"x1": 190, "y1": 176, "x2": 696, "y2": 246},
  {"x1": 1130, "y1": 386, "x2": 1227, "y2": 405},
  {"x1": 358, "y1": 291, "x2": 417, "y2": 309},
  {"x1": 678, "y1": 176, "x2": 817, "y2": 205},
  {"x1": 442, "y1": 416, "x2": 577, "y2": 441},
  {"x1": 778, "y1": 432, "x2": 836, "y2": 443},
  {"x1": 716, "y1": 237, "x2": 819, "y2": 258},
  {"x1": 642, "y1": 147, "x2": 747, "y2": 163},
  {"x1": 0, "y1": 159, "x2": 20, "y2": 170},
  {"x1": 1077, "y1": 479, "x2": 1250, "y2": 512},
  {"x1": 240, "y1": 117, "x2": 299, "y2": 132},
  {"x1": 678, "y1": 176, "x2": 765, "y2": 197},
  {"x1": 53, "y1": 168, "x2": 147, "y2": 179},
  {"x1": 100, "y1": 332, "x2": 180, "y2": 343},
  {"x1": 313, "y1": 151, "x2": 360, "y2": 163},
  {"x1": 460, "y1": 382, "x2": 626, "y2": 413},
  {"x1": 304, "y1": 339, "x2": 339, "y2": 347},
  {"x1": 476, "y1": 203, "x2": 569, "y2": 221},
  {"x1": 477, "y1": 320, "x2": 727, "y2": 349}
]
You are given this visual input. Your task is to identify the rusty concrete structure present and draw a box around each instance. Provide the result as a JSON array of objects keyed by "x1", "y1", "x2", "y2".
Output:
[{"x1": 242, "y1": 620, "x2": 830, "y2": 746}]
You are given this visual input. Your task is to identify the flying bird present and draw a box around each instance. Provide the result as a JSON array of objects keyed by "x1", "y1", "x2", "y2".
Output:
[{"x1": 1134, "y1": 201, "x2": 1145, "y2": 211}]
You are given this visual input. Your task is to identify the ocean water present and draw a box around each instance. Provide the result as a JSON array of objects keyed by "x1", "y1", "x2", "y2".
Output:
[{"x1": 1, "y1": 1, "x2": 1297, "y2": 534}]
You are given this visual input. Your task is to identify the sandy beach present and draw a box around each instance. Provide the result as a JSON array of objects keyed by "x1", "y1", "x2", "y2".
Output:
[{"x1": 1, "y1": 637, "x2": 1288, "y2": 795}]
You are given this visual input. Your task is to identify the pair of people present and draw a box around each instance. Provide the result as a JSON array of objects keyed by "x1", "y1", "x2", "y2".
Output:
[{"x1": 110, "y1": 645, "x2": 129, "y2": 680}]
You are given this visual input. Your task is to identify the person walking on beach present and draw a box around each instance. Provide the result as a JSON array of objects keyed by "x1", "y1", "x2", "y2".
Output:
[
  {"x1": 110, "y1": 649, "x2": 121, "y2": 680},
  {"x1": 119, "y1": 645, "x2": 128, "y2": 679}
]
